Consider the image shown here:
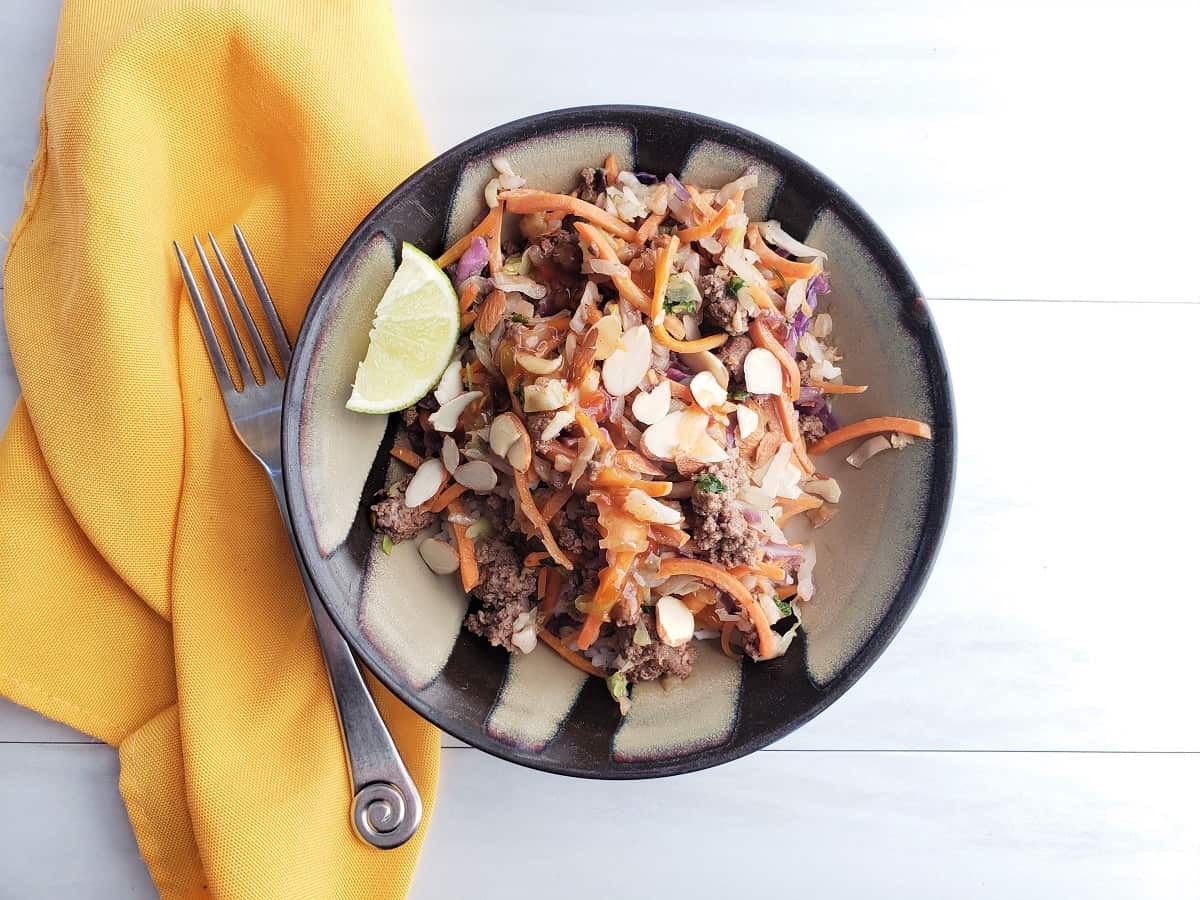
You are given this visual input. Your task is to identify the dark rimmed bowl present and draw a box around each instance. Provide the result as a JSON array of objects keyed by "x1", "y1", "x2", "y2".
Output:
[{"x1": 281, "y1": 105, "x2": 954, "y2": 779}]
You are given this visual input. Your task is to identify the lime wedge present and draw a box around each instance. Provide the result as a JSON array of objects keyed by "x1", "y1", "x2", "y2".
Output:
[{"x1": 347, "y1": 242, "x2": 460, "y2": 414}]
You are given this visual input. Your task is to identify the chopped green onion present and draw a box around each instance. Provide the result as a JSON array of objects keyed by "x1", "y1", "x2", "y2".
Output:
[
  {"x1": 633, "y1": 621, "x2": 652, "y2": 646},
  {"x1": 509, "y1": 313, "x2": 530, "y2": 324},
  {"x1": 775, "y1": 597, "x2": 793, "y2": 617},
  {"x1": 730, "y1": 389, "x2": 749, "y2": 401},
  {"x1": 381, "y1": 535, "x2": 395, "y2": 555},
  {"x1": 727, "y1": 275, "x2": 746, "y2": 297},
  {"x1": 695, "y1": 473, "x2": 726, "y2": 493}
]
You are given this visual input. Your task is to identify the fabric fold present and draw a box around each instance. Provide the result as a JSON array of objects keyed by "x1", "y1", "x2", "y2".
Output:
[{"x1": 1, "y1": 1, "x2": 439, "y2": 896}]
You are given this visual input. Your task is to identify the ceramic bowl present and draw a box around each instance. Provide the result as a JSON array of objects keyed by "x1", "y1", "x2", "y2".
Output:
[{"x1": 281, "y1": 105, "x2": 954, "y2": 778}]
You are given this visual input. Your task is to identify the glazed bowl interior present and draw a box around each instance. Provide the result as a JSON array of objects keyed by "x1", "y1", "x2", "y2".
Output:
[{"x1": 282, "y1": 105, "x2": 954, "y2": 778}]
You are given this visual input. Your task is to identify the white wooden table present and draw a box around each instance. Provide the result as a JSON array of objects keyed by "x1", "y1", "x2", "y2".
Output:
[{"x1": 2, "y1": 2, "x2": 1199, "y2": 896}]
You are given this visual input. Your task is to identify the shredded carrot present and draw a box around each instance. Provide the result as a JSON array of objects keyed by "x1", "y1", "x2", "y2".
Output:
[
  {"x1": 809, "y1": 379, "x2": 869, "y2": 394},
  {"x1": 720, "y1": 621, "x2": 739, "y2": 659},
  {"x1": 574, "y1": 408, "x2": 610, "y2": 447},
  {"x1": 460, "y1": 310, "x2": 477, "y2": 330},
  {"x1": 652, "y1": 325, "x2": 729, "y2": 353},
  {"x1": 538, "y1": 485, "x2": 574, "y2": 523},
  {"x1": 435, "y1": 205, "x2": 502, "y2": 269},
  {"x1": 648, "y1": 523, "x2": 690, "y2": 548},
  {"x1": 649, "y1": 234, "x2": 680, "y2": 325},
  {"x1": 747, "y1": 226, "x2": 821, "y2": 280},
  {"x1": 539, "y1": 568, "x2": 563, "y2": 618},
  {"x1": 389, "y1": 446, "x2": 424, "y2": 468},
  {"x1": 538, "y1": 628, "x2": 605, "y2": 677},
  {"x1": 807, "y1": 416, "x2": 933, "y2": 456},
  {"x1": 636, "y1": 212, "x2": 664, "y2": 244},
  {"x1": 675, "y1": 200, "x2": 734, "y2": 244},
  {"x1": 774, "y1": 394, "x2": 816, "y2": 475},
  {"x1": 603, "y1": 153, "x2": 618, "y2": 185},
  {"x1": 776, "y1": 584, "x2": 798, "y2": 600},
  {"x1": 512, "y1": 472, "x2": 574, "y2": 570},
  {"x1": 750, "y1": 318, "x2": 804, "y2": 402},
  {"x1": 686, "y1": 185, "x2": 717, "y2": 219},
  {"x1": 590, "y1": 469, "x2": 675, "y2": 497},
  {"x1": 503, "y1": 189, "x2": 639, "y2": 243},
  {"x1": 776, "y1": 495, "x2": 823, "y2": 525},
  {"x1": 524, "y1": 551, "x2": 550, "y2": 568},
  {"x1": 655, "y1": 557, "x2": 775, "y2": 659},
  {"x1": 682, "y1": 593, "x2": 709, "y2": 614},
  {"x1": 487, "y1": 200, "x2": 505, "y2": 275},
  {"x1": 446, "y1": 500, "x2": 479, "y2": 592},
  {"x1": 577, "y1": 550, "x2": 636, "y2": 649},
  {"x1": 458, "y1": 280, "x2": 481, "y2": 313},
  {"x1": 747, "y1": 282, "x2": 782, "y2": 312},
  {"x1": 427, "y1": 481, "x2": 467, "y2": 513},
  {"x1": 573, "y1": 222, "x2": 651, "y2": 313}
]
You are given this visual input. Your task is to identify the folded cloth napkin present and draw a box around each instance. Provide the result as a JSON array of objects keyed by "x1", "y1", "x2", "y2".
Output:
[{"x1": 0, "y1": 1, "x2": 440, "y2": 896}]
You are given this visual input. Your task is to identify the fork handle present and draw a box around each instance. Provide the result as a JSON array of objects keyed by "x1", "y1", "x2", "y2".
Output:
[{"x1": 269, "y1": 478, "x2": 422, "y2": 849}]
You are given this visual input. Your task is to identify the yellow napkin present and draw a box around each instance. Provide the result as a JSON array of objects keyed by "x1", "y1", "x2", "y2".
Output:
[{"x1": 0, "y1": 1, "x2": 440, "y2": 896}]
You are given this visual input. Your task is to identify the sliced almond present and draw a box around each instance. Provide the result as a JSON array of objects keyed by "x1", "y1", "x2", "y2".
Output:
[
  {"x1": 515, "y1": 351, "x2": 564, "y2": 375},
  {"x1": 648, "y1": 523, "x2": 690, "y2": 548},
  {"x1": 663, "y1": 314, "x2": 687, "y2": 340},
  {"x1": 441, "y1": 436, "x2": 460, "y2": 474},
  {"x1": 614, "y1": 449, "x2": 666, "y2": 477},
  {"x1": 754, "y1": 430, "x2": 782, "y2": 467},
  {"x1": 434, "y1": 360, "x2": 463, "y2": 404},
  {"x1": 489, "y1": 411, "x2": 523, "y2": 458},
  {"x1": 640, "y1": 410, "x2": 687, "y2": 461},
  {"x1": 453, "y1": 459, "x2": 499, "y2": 492},
  {"x1": 476, "y1": 289, "x2": 507, "y2": 335},
  {"x1": 689, "y1": 434, "x2": 729, "y2": 464},
  {"x1": 689, "y1": 371, "x2": 728, "y2": 411},
  {"x1": 580, "y1": 367, "x2": 601, "y2": 396},
  {"x1": 405, "y1": 458, "x2": 445, "y2": 508},
  {"x1": 674, "y1": 456, "x2": 707, "y2": 477},
  {"x1": 538, "y1": 408, "x2": 576, "y2": 442},
  {"x1": 592, "y1": 313, "x2": 622, "y2": 361},
  {"x1": 602, "y1": 324, "x2": 652, "y2": 398},
  {"x1": 631, "y1": 381, "x2": 671, "y2": 425},
  {"x1": 430, "y1": 391, "x2": 483, "y2": 432},
  {"x1": 567, "y1": 323, "x2": 600, "y2": 386},
  {"x1": 735, "y1": 404, "x2": 760, "y2": 439},
  {"x1": 522, "y1": 378, "x2": 570, "y2": 412},
  {"x1": 744, "y1": 348, "x2": 783, "y2": 396},
  {"x1": 804, "y1": 475, "x2": 841, "y2": 503},
  {"x1": 679, "y1": 350, "x2": 730, "y2": 390},
  {"x1": 418, "y1": 538, "x2": 460, "y2": 575},
  {"x1": 623, "y1": 489, "x2": 683, "y2": 525},
  {"x1": 656, "y1": 595, "x2": 695, "y2": 648},
  {"x1": 505, "y1": 417, "x2": 533, "y2": 472}
]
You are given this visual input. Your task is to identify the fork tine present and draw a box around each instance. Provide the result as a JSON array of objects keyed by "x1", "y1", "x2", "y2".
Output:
[
  {"x1": 233, "y1": 224, "x2": 292, "y2": 368},
  {"x1": 193, "y1": 235, "x2": 256, "y2": 388},
  {"x1": 207, "y1": 232, "x2": 277, "y2": 380},
  {"x1": 174, "y1": 241, "x2": 236, "y2": 394}
]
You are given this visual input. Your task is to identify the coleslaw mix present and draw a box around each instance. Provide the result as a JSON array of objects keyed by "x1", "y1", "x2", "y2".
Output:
[{"x1": 362, "y1": 155, "x2": 930, "y2": 711}]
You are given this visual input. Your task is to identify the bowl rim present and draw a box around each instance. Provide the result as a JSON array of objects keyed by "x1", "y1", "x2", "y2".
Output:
[{"x1": 281, "y1": 104, "x2": 956, "y2": 779}]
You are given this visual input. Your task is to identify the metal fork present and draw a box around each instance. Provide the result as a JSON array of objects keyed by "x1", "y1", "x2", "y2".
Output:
[{"x1": 173, "y1": 227, "x2": 421, "y2": 849}]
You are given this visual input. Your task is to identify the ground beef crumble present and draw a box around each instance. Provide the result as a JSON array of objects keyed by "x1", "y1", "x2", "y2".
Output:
[
  {"x1": 699, "y1": 266, "x2": 749, "y2": 335},
  {"x1": 465, "y1": 537, "x2": 538, "y2": 651},
  {"x1": 370, "y1": 472, "x2": 436, "y2": 541},
  {"x1": 613, "y1": 613, "x2": 697, "y2": 681},
  {"x1": 689, "y1": 457, "x2": 759, "y2": 567},
  {"x1": 716, "y1": 334, "x2": 754, "y2": 383}
]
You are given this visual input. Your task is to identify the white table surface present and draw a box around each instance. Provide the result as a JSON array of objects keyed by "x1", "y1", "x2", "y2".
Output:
[{"x1": 2, "y1": 2, "x2": 1199, "y2": 897}]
